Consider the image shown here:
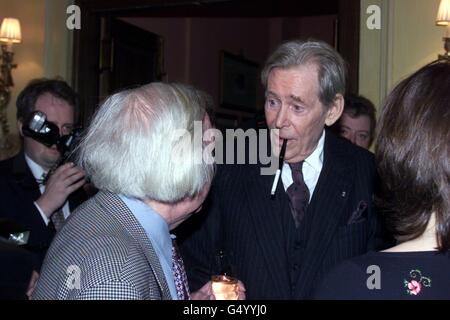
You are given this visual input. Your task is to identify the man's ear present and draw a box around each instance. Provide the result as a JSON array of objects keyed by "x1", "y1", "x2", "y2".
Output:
[
  {"x1": 17, "y1": 119, "x2": 24, "y2": 137},
  {"x1": 325, "y1": 94, "x2": 344, "y2": 127}
]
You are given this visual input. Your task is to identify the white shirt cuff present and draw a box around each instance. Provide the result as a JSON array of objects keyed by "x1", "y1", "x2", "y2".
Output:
[{"x1": 34, "y1": 202, "x2": 50, "y2": 226}]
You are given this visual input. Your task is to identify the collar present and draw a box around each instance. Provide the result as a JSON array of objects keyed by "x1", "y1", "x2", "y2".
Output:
[
  {"x1": 118, "y1": 194, "x2": 172, "y2": 254},
  {"x1": 303, "y1": 129, "x2": 325, "y2": 173},
  {"x1": 24, "y1": 153, "x2": 48, "y2": 181},
  {"x1": 282, "y1": 129, "x2": 325, "y2": 172},
  {"x1": 281, "y1": 129, "x2": 325, "y2": 196}
]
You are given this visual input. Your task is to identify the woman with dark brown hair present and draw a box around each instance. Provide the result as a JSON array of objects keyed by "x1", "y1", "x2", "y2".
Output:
[{"x1": 314, "y1": 60, "x2": 450, "y2": 299}]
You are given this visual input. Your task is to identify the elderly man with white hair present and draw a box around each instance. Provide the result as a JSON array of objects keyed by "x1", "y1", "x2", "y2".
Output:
[{"x1": 31, "y1": 82, "x2": 238, "y2": 300}]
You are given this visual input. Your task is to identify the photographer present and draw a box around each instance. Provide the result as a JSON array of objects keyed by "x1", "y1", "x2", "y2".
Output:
[{"x1": 0, "y1": 78, "x2": 87, "y2": 277}]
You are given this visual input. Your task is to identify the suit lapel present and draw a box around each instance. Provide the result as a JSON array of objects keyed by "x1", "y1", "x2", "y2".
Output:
[
  {"x1": 296, "y1": 132, "x2": 354, "y2": 296},
  {"x1": 94, "y1": 191, "x2": 173, "y2": 299},
  {"x1": 11, "y1": 152, "x2": 41, "y2": 200},
  {"x1": 245, "y1": 164, "x2": 291, "y2": 296}
]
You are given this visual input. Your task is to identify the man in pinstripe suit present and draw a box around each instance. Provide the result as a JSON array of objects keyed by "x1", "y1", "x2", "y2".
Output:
[
  {"x1": 32, "y1": 83, "x2": 219, "y2": 299},
  {"x1": 180, "y1": 40, "x2": 387, "y2": 299}
]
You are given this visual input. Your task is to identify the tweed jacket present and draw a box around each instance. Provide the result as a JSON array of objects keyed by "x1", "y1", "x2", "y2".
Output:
[{"x1": 32, "y1": 191, "x2": 172, "y2": 300}]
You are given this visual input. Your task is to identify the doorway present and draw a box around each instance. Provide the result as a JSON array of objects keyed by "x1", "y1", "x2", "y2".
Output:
[{"x1": 98, "y1": 18, "x2": 164, "y2": 99}]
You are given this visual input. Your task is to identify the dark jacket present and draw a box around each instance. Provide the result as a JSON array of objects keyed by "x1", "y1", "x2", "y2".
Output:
[
  {"x1": 0, "y1": 151, "x2": 86, "y2": 269},
  {"x1": 180, "y1": 130, "x2": 386, "y2": 299}
]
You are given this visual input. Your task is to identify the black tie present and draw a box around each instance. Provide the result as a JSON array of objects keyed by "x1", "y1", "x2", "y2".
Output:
[{"x1": 286, "y1": 162, "x2": 310, "y2": 228}]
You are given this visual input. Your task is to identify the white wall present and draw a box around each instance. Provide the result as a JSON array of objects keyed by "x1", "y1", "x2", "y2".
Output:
[
  {"x1": 44, "y1": 0, "x2": 74, "y2": 81},
  {"x1": 359, "y1": 0, "x2": 444, "y2": 112},
  {"x1": 0, "y1": 0, "x2": 72, "y2": 158}
]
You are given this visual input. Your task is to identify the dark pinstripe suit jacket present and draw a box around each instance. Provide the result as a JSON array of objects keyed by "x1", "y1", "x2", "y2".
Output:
[
  {"x1": 32, "y1": 191, "x2": 172, "y2": 300},
  {"x1": 180, "y1": 130, "x2": 380, "y2": 299}
]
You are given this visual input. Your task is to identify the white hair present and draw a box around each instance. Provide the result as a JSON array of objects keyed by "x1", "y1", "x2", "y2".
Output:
[{"x1": 76, "y1": 82, "x2": 214, "y2": 203}]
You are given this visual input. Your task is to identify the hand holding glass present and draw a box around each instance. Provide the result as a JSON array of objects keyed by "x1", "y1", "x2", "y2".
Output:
[{"x1": 211, "y1": 275, "x2": 239, "y2": 300}]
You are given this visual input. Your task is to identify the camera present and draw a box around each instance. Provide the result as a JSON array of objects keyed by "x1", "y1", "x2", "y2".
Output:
[{"x1": 22, "y1": 111, "x2": 83, "y2": 181}]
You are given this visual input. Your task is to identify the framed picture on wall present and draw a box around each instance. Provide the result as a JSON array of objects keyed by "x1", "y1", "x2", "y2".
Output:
[{"x1": 219, "y1": 51, "x2": 259, "y2": 113}]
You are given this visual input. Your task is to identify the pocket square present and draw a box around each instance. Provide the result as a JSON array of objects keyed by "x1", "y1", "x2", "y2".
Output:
[{"x1": 347, "y1": 200, "x2": 368, "y2": 225}]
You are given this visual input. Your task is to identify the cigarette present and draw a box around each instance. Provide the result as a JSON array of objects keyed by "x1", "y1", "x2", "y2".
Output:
[
  {"x1": 270, "y1": 139, "x2": 287, "y2": 196},
  {"x1": 270, "y1": 169, "x2": 281, "y2": 195}
]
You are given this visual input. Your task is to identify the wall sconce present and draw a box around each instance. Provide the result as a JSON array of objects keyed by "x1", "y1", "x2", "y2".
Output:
[
  {"x1": 436, "y1": 0, "x2": 450, "y2": 60},
  {"x1": 0, "y1": 17, "x2": 21, "y2": 148}
]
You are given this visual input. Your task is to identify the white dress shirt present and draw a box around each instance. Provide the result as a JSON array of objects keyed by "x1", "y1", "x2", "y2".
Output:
[
  {"x1": 25, "y1": 154, "x2": 71, "y2": 225},
  {"x1": 281, "y1": 130, "x2": 325, "y2": 202}
]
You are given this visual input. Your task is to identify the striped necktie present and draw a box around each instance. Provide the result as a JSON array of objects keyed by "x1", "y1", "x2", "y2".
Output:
[{"x1": 50, "y1": 208, "x2": 65, "y2": 231}]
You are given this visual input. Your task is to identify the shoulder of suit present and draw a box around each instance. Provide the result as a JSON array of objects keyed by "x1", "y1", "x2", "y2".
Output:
[
  {"x1": 57, "y1": 195, "x2": 143, "y2": 263},
  {"x1": 327, "y1": 132, "x2": 375, "y2": 163},
  {"x1": 215, "y1": 161, "x2": 260, "y2": 183},
  {"x1": 0, "y1": 155, "x2": 15, "y2": 173}
]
